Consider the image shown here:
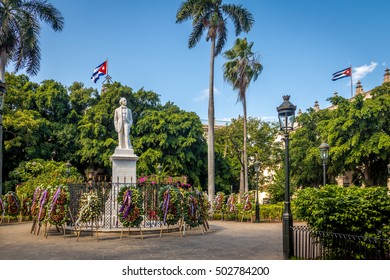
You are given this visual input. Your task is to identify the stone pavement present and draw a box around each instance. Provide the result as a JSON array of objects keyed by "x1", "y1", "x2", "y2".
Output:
[{"x1": 0, "y1": 220, "x2": 288, "y2": 260}]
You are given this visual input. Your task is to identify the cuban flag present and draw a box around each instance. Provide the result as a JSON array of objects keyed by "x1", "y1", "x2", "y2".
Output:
[
  {"x1": 91, "y1": 60, "x2": 107, "y2": 83},
  {"x1": 332, "y1": 67, "x2": 351, "y2": 81}
]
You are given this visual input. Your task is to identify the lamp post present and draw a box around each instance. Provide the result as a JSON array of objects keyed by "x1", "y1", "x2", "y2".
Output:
[
  {"x1": 253, "y1": 161, "x2": 260, "y2": 223},
  {"x1": 65, "y1": 161, "x2": 72, "y2": 182},
  {"x1": 318, "y1": 142, "x2": 330, "y2": 186},
  {"x1": 157, "y1": 163, "x2": 162, "y2": 183},
  {"x1": 276, "y1": 95, "x2": 296, "y2": 260}
]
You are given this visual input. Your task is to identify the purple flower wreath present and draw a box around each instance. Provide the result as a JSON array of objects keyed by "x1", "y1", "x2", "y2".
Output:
[{"x1": 118, "y1": 186, "x2": 144, "y2": 228}]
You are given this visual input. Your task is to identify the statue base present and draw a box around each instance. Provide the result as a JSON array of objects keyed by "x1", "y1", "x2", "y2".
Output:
[{"x1": 110, "y1": 147, "x2": 138, "y2": 184}]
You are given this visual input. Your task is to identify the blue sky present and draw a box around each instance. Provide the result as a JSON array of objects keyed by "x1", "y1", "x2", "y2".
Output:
[{"x1": 12, "y1": 0, "x2": 390, "y2": 123}]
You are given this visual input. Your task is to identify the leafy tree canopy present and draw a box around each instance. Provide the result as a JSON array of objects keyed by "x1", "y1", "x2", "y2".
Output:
[
  {"x1": 134, "y1": 102, "x2": 207, "y2": 188},
  {"x1": 291, "y1": 83, "x2": 390, "y2": 187}
]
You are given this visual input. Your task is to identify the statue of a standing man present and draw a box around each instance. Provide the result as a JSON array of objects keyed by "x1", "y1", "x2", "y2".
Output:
[{"x1": 114, "y1": 97, "x2": 133, "y2": 149}]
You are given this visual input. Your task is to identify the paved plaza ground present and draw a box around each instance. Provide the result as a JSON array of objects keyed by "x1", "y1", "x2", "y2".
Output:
[{"x1": 0, "y1": 220, "x2": 289, "y2": 260}]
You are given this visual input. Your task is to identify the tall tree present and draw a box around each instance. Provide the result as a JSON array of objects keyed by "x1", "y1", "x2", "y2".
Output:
[
  {"x1": 290, "y1": 108, "x2": 328, "y2": 188},
  {"x1": 319, "y1": 84, "x2": 390, "y2": 186},
  {"x1": 0, "y1": 0, "x2": 64, "y2": 194},
  {"x1": 176, "y1": 0, "x2": 254, "y2": 201},
  {"x1": 3, "y1": 75, "x2": 75, "y2": 188},
  {"x1": 215, "y1": 117, "x2": 280, "y2": 196},
  {"x1": 223, "y1": 38, "x2": 262, "y2": 193},
  {"x1": 134, "y1": 102, "x2": 207, "y2": 187}
]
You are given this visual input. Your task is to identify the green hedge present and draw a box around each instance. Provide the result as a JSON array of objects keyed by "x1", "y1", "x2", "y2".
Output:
[
  {"x1": 293, "y1": 185, "x2": 390, "y2": 237},
  {"x1": 211, "y1": 203, "x2": 290, "y2": 222}
]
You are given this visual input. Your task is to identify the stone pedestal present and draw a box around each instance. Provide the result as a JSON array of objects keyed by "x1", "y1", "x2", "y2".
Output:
[
  {"x1": 106, "y1": 148, "x2": 138, "y2": 228},
  {"x1": 110, "y1": 148, "x2": 138, "y2": 184}
]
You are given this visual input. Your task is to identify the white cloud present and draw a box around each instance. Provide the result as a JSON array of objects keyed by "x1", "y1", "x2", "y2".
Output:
[
  {"x1": 194, "y1": 87, "x2": 221, "y2": 101},
  {"x1": 352, "y1": 61, "x2": 378, "y2": 83}
]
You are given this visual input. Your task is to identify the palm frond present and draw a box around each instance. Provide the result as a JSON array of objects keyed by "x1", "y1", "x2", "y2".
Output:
[
  {"x1": 214, "y1": 18, "x2": 227, "y2": 56},
  {"x1": 176, "y1": 0, "x2": 197, "y2": 23},
  {"x1": 188, "y1": 20, "x2": 205, "y2": 49},
  {"x1": 222, "y1": 4, "x2": 254, "y2": 35},
  {"x1": 22, "y1": 0, "x2": 64, "y2": 31},
  {"x1": 223, "y1": 38, "x2": 263, "y2": 104},
  {"x1": 0, "y1": 0, "x2": 63, "y2": 76}
]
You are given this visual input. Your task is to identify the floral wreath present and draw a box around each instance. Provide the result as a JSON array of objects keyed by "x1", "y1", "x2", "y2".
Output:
[
  {"x1": 196, "y1": 190, "x2": 210, "y2": 224},
  {"x1": 213, "y1": 192, "x2": 226, "y2": 211},
  {"x1": 4, "y1": 191, "x2": 20, "y2": 217},
  {"x1": 118, "y1": 186, "x2": 144, "y2": 228},
  {"x1": 183, "y1": 191, "x2": 202, "y2": 228},
  {"x1": 76, "y1": 191, "x2": 101, "y2": 225},
  {"x1": 47, "y1": 185, "x2": 70, "y2": 226},
  {"x1": 158, "y1": 185, "x2": 182, "y2": 226},
  {"x1": 30, "y1": 187, "x2": 43, "y2": 218},
  {"x1": 241, "y1": 191, "x2": 255, "y2": 213},
  {"x1": 20, "y1": 197, "x2": 31, "y2": 218},
  {"x1": 226, "y1": 193, "x2": 238, "y2": 214},
  {"x1": 37, "y1": 189, "x2": 49, "y2": 222}
]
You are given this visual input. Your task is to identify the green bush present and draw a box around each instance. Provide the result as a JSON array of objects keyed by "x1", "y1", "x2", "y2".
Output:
[
  {"x1": 294, "y1": 185, "x2": 390, "y2": 237},
  {"x1": 11, "y1": 159, "x2": 82, "y2": 202},
  {"x1": 260, "y1": 203, "x2": 283, "y2": 221}
]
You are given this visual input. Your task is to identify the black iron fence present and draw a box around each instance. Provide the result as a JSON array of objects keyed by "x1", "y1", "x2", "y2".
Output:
[
  {"x1": 293, "y1": 225, "x2": 390, "y2": 260},
  {"x1": 68, "y1": 182, "x2": 162, "y2": 229}
]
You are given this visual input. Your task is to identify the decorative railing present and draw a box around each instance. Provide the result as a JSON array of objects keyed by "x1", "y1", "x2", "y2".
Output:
[
  {"x1": 67, "y1": 182, "x2": 163, "y2": 229},
  {"x1": 293, "y1": 225, "x2": 390, "y2": 260}
]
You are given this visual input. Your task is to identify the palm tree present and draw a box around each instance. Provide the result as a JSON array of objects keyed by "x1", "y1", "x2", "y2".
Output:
[
  {"x1": 176, "y1": 0, "x2": 254, "y2": 202},
  {"x1": 0, "y1": 0, "x2": 64, "y2": 194},
  {"x1": 223, "y1": 38, "x2": 262, "y2": 195}
]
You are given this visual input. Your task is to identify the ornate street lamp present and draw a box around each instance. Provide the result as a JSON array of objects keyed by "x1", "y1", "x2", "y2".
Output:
[
  {"x1": 276, "y1": 95, "x2": 296, "y2": 260},
  {"x1": 318, "y1": 142, "x2": 330, "y2": 186},
  {"x1": 157, "y1": 163, "x2": 163, "y2": 184},
  {"x1": 157, "y1": 163, "x2": 162, "y2": 174},
  {"x1": 65, "y1": 161, "x2": 72, "y2": 182},
  {"x1": 253, "y1": 161, "x2": 261, "y2": 223}
]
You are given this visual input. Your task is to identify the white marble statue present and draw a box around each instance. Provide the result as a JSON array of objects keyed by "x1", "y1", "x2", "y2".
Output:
[{"x1": 114, "y1": 97, "x2": 133, "y2": 149}]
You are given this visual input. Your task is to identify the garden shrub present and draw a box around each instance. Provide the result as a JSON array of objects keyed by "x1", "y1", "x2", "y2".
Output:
[{"x1": 294, "y1": 185, "x2": 390, "y2": 237}]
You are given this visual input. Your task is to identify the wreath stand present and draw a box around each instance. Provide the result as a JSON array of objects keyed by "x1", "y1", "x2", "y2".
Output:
[
  {"x1": 30, "y1": 217, "x2": 38, "y2": 234},
  {"x1": 74, "y1": 218, "x2": 100, "y2": 242},
  {"x1": 159, "y1": 224, "x2": 171, "y2": 238},
  {"x1": 159, "y1": 220, "x2": 183, "y2": 238},
  {"x1": 240, "y1": 211, "x2": 254, "y2": 223},
  {"x1": 120, "y1": 225, "x2": 143, "y2": 239},
  {"x1": 181, "y1": 220, "x2": 208, "y2": 236},
  {"x1": 44, "y1": 223, "x2": 66, "y2": 239},
  {"x1": 32, "y1": 219, "x2": 46, "y2": 236}
]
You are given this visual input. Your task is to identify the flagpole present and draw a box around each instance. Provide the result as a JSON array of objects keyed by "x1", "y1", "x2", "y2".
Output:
[
  {"x1": 350, "y1": 65, "x2": 353, "y2": 98},
  {"x1": 103, "y1": 58, "x2": 112, "y2": 85}
]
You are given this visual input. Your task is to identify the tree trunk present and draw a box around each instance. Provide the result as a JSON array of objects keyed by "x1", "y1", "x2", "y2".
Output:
[
  {"x1": 0, "y1": 50, "x2": 6, "y2": 82},
  {"x1": 243, "y1": 92, "x2": 248, "y2": 193},
  {"x1": 240, "y1": 151, "x2": 244, "y2": 197},
  {"x1": 362, "y1": 162, "x2": 374, "y2": 187},
  {"x1": 207, "y1": 37, "x2": 216, "y2": 202},
  {"x1": 0, "y1": 50, "x2": 6, "y2": 195}
]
